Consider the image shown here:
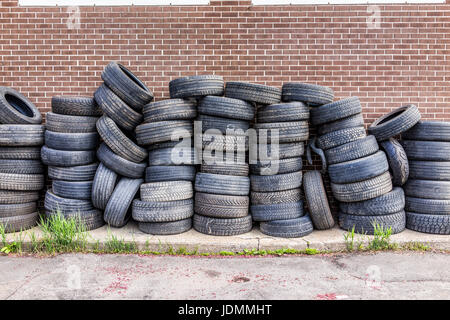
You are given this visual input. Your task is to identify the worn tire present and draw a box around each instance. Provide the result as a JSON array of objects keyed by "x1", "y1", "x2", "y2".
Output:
[
  {"x1": 44, "y1": 189, "x2": 94, "y2": 214},
  {"x1": 91, "y1": 163, "x2": 118, "y2": 210},
  {"x1": 45, "y1": 112, "x2": 97, "y2": 133},
  {"x1": 198, "y1": 114, "x2": 250, "y2": 135},
  {"x1": 94, "y1": 83, "x2": 143, "y2": 131},
  {"x1": 317, "y1": 126, "x2": 366, "y2": 150},
  {"x1": 379, "y1": 138, "x2": 409, "y2": 186},
  {"x1": 404, "y1": 179, "x2": 450, "y2": 200},
  {"x1": 101, "y1": 61, "x2": 153, "y2": 110},
  {"x1": 0, "y1": 125, "x2": 44, "y2": 147},
  {"x1": 97, "y1": 143, "x2": 146, "y2": 178},
  {"x1": 318, "y1": 113, "x2": 364, "y2": 136},
  {"x1": 138, "y1": 219, "x2": 192, "y2": 235},
  {"x1": 45, "y1": 209, "x2": 104, "y2": 231},
  {"x1": 331, "y1": 171, "x2": 393, "y2": 203},
  {"x1": 0, "y1": 190, "x2": 39, "y2": 205},
  {"x1": 405, "y1": 197, "x2": 450, "y2": 215},
  {"x1": 0, "y1": 172, "x2": 44, "y2": 191},
  {"x1": 140, "y1": 181, "x2": 193, "y2": 202},
  {"x1": 251, "y1": 188, "x2": 302, "y2": 205},
  {"x1": 51, "y1": 96, "x2": 102, "y2": 116},
  {"x1": 368, "y1": 104, "x2": 421, "y2": 141},
  {"x1": 250, "y1": 157, "x2": 302, "y2": 176},
  {"x1": 328, "y1": 151, "x2": 389, "y2": 184},
  {"x1": 148, "y1": 147, "x2": 198, "y2": 166},
  {"x1": 340, "y1": 187, "x2": 405, "y2": 216},
  {"x1": 339, "y1": 211, "x2": 406, "y2": 235},
  {"x1": 281, "y1": 83, "x2": 334, "y2": 106},
  {"x1": 200, "y1": 133, "x2": 249, "y2": 152},
  {"x1": 310, "y1": 97, "x2": 362, "y2": 126},
  {"x1": 303, "y1": 171, "x2": 334, "y2": 230},
  {"x1": 195, "y1": 173, "x2": 250, "y2": 196},
  {"x1": 48, "y1": 163, "x2": 98, "y2": 182},
  {"x1": 104, "y1": 177, "x2": 143, "y2": 228},
  {"x1": 193, "y1": 214, "x2": 252, "y2": 236},
  {"x1": 201, "y1": 161, "x2": 249, "y2": 176},
  {"x1": 132, "y1": 199, "x2": 193, "y2": 222},
  {"x1": 225, "y1": 82, "x2": 281, "y2": 105},
  {"x1": 145, "y1": 166, "x2": 196, "y2": 182},
  {"x1": 408, "y1": 160, "x2": 450, "y2": 181},
  {"x1": 406, "y1": 212, "x2": 450, "y2": 235},
  {"x1": 198, "y1": 96, "x2": 255, "y2": 121},
  {"x1": 169, "y1": 75, "x2": 224, "y2": 98},
  {"x1": 143, "y1": 99, "x2": 197, "y2": 122},
  {"x1": 251, "y1": 201, "x2": 304, "y2": 222},
  {"x1": 52, "y1": 180, "x2": 93, "y2": 200},
  {"x1": 402, "y1": 121, "x2": 450, "y2": 142},
  {"x1": 136, "y1": 120, "x2": 193, "y2": 146},
  {"x1": 0, "y1": 212, "x2": 38, "y2": 233},
  {"x1": 257, "y1": 102, "x2": 309, "y2": 123},
  {"x1": 97, "y1": 116, "x2": 147, "y2": 163},
  {"x1": 0, "y1": 87, "x2": 42, "y2": 124},
  {"x1": 0, "y1": 159, "x2": 43, "y2": 174},
  {"x1": 260, "y1": 215, "x2": 314, "y2": 238},
  {"x1": 0, "y1": 202, "x2": 36, "y2": 218},
  {"x1": 41, "y1": 145, "x2": 95, "y2": 167},
  {"x1": 194, "y1": 193, "x2": 249, "y2": 218},
  {"x1": 261, "y1": 142, "x2": 305, "y2": 159},
  {"x1": 401, "y1": 140, "x2": 450, "y2": 161},
  {"x1": 250, "y1": 171, "x2": 302, "y2": 192},
  {"x1": 45, "y1": 130, "x2": 99, "y2": 151},
  {"x1": 0, "y1": 147, "x2": 41, "y2": 160},
  {"x1": 254, "y1": 121, "x2": 309, "y2": 143}
]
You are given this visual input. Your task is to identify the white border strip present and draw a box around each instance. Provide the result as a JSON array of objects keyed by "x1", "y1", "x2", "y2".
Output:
[
  {"x1": 19, "y1": 0, "x2": 210, "y2": 6},
  {"x1": 254, "y1": 0, "x2": 446, "y2": 4}
]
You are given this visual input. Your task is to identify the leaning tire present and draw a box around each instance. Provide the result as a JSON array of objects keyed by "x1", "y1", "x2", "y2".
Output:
[
  {"x1": 193, "y1": 214, "x2": 252, "y2": 236},
  {"x1": 379, "y1": 138, "x2": 409, "y2": 186},
  {"x1": 260, "y1": 215, "x2": 314, "y2": 238},
  {"x1": 406, "y1": 212, "x2": 450, "y2": 235},
  {"x1": 225, "y1": 82, "x2": 281, "y2": 105},
  {"x1": 91, "y1": 163, "x2": 118, "y2": 210},
  {"x1": 339, "y1": 211, "x2": 406, "y2": 235},
  {"x1": 303, "y1": 171, "x2": 334, "y2": 230},
  {"x1": 169, "y1": 75, "x2": 224, "y2": 98},
  {"x1": 0, "y1": 87, "x2": 42, "y2": 124},
  {"x1": 96, "y1": 143, "x2": 146, "y2": 178}
]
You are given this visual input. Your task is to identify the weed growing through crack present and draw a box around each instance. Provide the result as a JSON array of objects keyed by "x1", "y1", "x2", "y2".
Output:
[
  {"x1": 343, "y1": 226, "x2": 365, "y2": 251},
  {"x1": 104, "y1": 229, "x2": 138, "y2": 253},
  {"x1": 367, "y1": 222, "x2": 396, "y2": 251}
]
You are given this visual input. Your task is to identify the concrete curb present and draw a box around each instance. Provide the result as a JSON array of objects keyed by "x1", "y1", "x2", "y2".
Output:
[{"x1": 3, "y1": 222, "x2": 450, "y2": 253}]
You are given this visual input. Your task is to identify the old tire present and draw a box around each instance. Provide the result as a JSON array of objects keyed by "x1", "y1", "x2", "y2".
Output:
[
  {"x1": 281, "y1": 83, "x2": 334, "y2": 106},
  {"x1": 260, "y1": 215, "x2": 314, "y2": 238},
  {"x1": 0, "y1": 87, "x2": 42, "y2": 124},
  {"x1": 404, "y1": 179, "x2": 450, "y2": 200},
  {"x1": 195, "y1": 173, "x2": 250, "y2": 196},
  {"x1": 140, "y1": 181, "x2": 193, "y2": 202},
  {"x1": 44, "y1": 189, "x2": 94, "y2": 214},
  {"x1": 339, "y1": 211, "x2": 406, "y2": 235},
  {"x1": 225, "y1": 82, "x2": 281, "y2": 105},
  {"x1": 251, "y1": 188, "x2": 302, "y2": 205},
  {"x1": 0, "y1": 190, "x2": 39, "y2": 205},
  {"x1": 91, "y1": 163, "x2": 118, "y2": 210},
  {"x1": 45, "y1": 131, "x2": 99, "y2": 151},
  {"x1": 143, "y1": 99, "x2": 197, "y2": 122},
  {"x1": 0, "y1": 202, "x2": 36, "y2": 218},
  {"x1": 250, "y1": 157, "x2": 302, "y2": 176},
  {"x1": 405, "y1": 212, "x2": 450, "y2": 235},
  {"x1": 169, "y1": 75, "x2": 224, "y2": 98},
  {"x1": 51, "y1": 96, "x2": 102, "y2": 116},
  {"x1": 405, "y1": 197, "x2": 450, "y2": 215},
  {"x1": 303, "y1": 171, "x2": 334, "y2": 230},
  {"x1": 138, "y1": 219, "x2": 192, "y2": 235},
  {"x1": 323, "y1": 135, "x2": 379, "y2": 165},
  {"x1": 48, "y1": 163, "x2": 98, "y2": 182},
  {"x1": 148, "y1": 147, "x2": 198, "y2": 166},
  {"x1": 317, "y1": 126, "x2": 366, "y2": 150},
  {"x1": 45, "y1": 112, "x2": 97, "y2": 133},
  {"x1": 52, "y1": 180, "x2": 93, "y2": 200},
  {"x1": 198, "y1": 96, "x2": 254, "y2": 121},
  {"x1": 254, "y1": 121, "x2": 309, "y2": 143},
  {"x1": 41, "y1": 145, "x2": 95, "y2": 167},
  {"x1": 379, "y1": 138, "x2": 409, "y2": 186},
  {"x1": 193, "y1": 214, "x2": 252, "y2": 236},
  {"x1": 317, "y1": 113, "x2": 364, "y2": 136},
  {"x1": 0, "y1": 172, "x2": 44, "y2": 191},
  {"x1": 0, "y1": 147, "x2": 41, "y2": 160},
  {"x1": 145, "y1": 165, "x2": 196, "y2": 182},
  {"x1": 0, "y1": 212, "x2": 38, "y2": 233},
  {"x1": 251, "y1": 201, "x2": 304, "y2": 222},
  {"x1": 402, "y1": 121, "x2": 450, "y2": 142},
  {"x1": 136, "y1": 120, "x2": 193, "y2": 146},
  {"x1": 132, "y1": 199, "x2": 193, "y2": 222},
  {"x1": 97, "y1": 143, "x2": 146, "y2": 178},
  {"x1": 194, "y1": 192, "x2": 249, "y2": 219},
  {"x1": 0, "y1": 125, "x2": 44, "y2": 147},
  {"x1": 310, "y1": 97, "x2": 362, "y2": 126},
  {"x1": 250, "y1": 171, "x2": 302, "y2": 192},
  {"x1": 0, "y1": 159, "x2": 43, "y2": 174}
]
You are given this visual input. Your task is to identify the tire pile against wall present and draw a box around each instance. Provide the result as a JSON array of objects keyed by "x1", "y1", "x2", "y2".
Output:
[
  {"x1": 0, "y1": 87, "x2": 44, "y2": 233},
  {"x1": 401, "y1": 121, "x2": 450, "y2": 234},
  {"x1": 42, "y1": 96, "x2": 103, "y2": 230}
]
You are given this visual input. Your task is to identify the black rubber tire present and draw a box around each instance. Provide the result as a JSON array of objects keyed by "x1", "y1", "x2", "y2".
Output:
[
  {"x1": 256, "y1": 102, "x2": 309, "y2": 123},
  {"x1": 41, "y1": 145, "x2": 95, "y2": 167},
  {"x1": 0, "y1": 172, "x2": 44, "y2": 191},
  {"x1": 45, "y1": 112, "x2": 98, "y2": 133},
  {"x1": 199, "y1": 133, "x2": 249, "y2": 152},
  {"x1": 104, "y1": 177, "x2": 143, "y2": 228},
  {"x1": 328, "y1": 151, "x2": 389, "y2": 184},
  {"x1": 331, "y1": 171, "x2": 393, "y2": 203},
  {"x1": 45, "y1": 130, "x2": 99, "y2": 151},
  {"x1": 44, "y1": 189, "x2": 94, "y2": 214},
  {"x1": 260, "y1": 215, "x2": 314, "y2": 238},
  {"x1": 45, "y1": 209, "x2": 104, "y2": 231},
  {"x1": 406, "y1": 212, "x2": 450, "y2": 235},
  {"x1": 251, "y1": 188, "x2": 302, "y2": 205},
  {"x1": 250, "y1": 171, "x2": 302, "y2": 192},
  {"x1": 91, "y1": 163, "x2": 118, "y2": 210},
  {"x1": 52, "y1": 180, "x2": 93, "y2": 200},
  {"x1": 198, "y1": 114, "x2": 250, "y2": 135},
  {"x1": 254, "y1": 121, "x2": 309, "y2": 143},
  {"x1": 408, "y1": 161, "x2": 450, "y2": 181},
  {"x1": 145, "y1": 166, "x2": 196, "y2": 182},
  {"x1": 0, "y1": 212, "x2": 38, "y2": 233},
  {"x1": 195, "y1": 173, "x2": 250, "y2": 196},
  {"x1": 148, "y1": 147, "x2": 198, "y2": 166},
  {"x1": 193, "y1": 214, "x2": 252, "y2": 236},
  {"x1": 303, "y1": 171, "x2": 335, "y2": 230},
  {"x1": 201, "y1": 161, "x2": 249, "y2": 176},
  {"x1": 138, "y1": 219, "x2": 192, "y2": 235},
  {"x1": 132, "y1": 199, "x2": 193, "y2": 222},
  {"x1": 136, "y1": 120, "x2": 193, "y2": 146},
  {"x1": 251, "y1": 201, "x2": 304, "y2": 222},
  {"x1": 143, "y1": 99, "x2": 197, "y2": 122},
  {"x1": 198, "y1": 96, "x2": 255, "y2": 121},
  {"x1": 225, "y1": 82, "x2": 281, "y2": 105},
  {"x1": 306, "y1": 137, "x2": 327, "y2": 173},
  {"x1": 318, "y1": 113, "x2": 365, "y2": 135},
  {"x1": 0, "y1": 202, "x2": 36, "y2": 218},
  {"x1": 147, "y1": 139, "x2": 193, "y2": 151},
  {"x1": 97, "y1": 143, "x2": 146, "y2": 178},
  {"x1": 169, "y1": 75, "x2": 224, "y2": 98},
  {"x1": 194, "y1": 192, "x2": 249, "y2": 218},
  {"x1": 140, "y1": 181, "x2": 193, "y2": 202},
  {"x1": 281, "y1": 83, "x2": 334, "y2": 106},
  {"x1": 401, "y1": 140, "x2": 450, "y2": 161},
  {"x1": 262, "y1": 142, "x2": 305, "y2": 159},
  {"x1": 94, "y1": 83, "x2": 143, "y2": 131},
  {"x1": 340, "y1": 187, "x2": 405, "y2": 216},
  {"x1": 405, "y1": 197, "x2": 450, "y2": 215},
  {"x1": 339, "y1": 211, "x2": 406, "y2": 235},
  {"x1": 51, "y1": 96, "x2": 102, "y2": 116},
  {"x1": 96, "y1": 115, "x2": 147, "y2": 163},
  {"x1": 310, "y1": 97, "x2": 362, "y2": 126},
  {"x1": 0, "y1": 147, "x2": 41, "y2": 160},
  {"x1": 48, "y1": 163, "x2": 98, "y2": 182},
  {"x1": 0, "y1": 125, "x2": 44, "y2": 147},
  {"x1": 0, "y1": 159, "x2": 43, "y2": 174},
  {"x1": 250, "y1": 157, "x2": 302, "y2": 176},
  {"x1": 317, "y1": 126, "x2": 366, "y2": 150},
  {"x1": 0, "y1": 87, "x2": 42, "y2": 124},
  {"x1": 379, "y1": 138, "x2": 409, "y2": 186},
  {"x1": 0, "y1": 190, "x2": 39, "y2": 205},
  {"x1": 402, "y1": 121, "x2": 450, "y2": 142},
  {"x1": 404, "y1": 179, "x2": 450, "y2": 200},
  {"x1": 101, "y1": 61, "x2": 153, "y2": 110},
  {"x1": 368, "y1": 104, "x2": 421, "y2": 141}
]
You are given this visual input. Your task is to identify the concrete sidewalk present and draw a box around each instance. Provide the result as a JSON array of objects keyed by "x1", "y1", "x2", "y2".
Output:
[{"x1": 3, "y1": 221, "x2": 450, "y2": 253}]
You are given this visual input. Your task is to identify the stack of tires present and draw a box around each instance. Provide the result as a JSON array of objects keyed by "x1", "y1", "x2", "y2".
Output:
[
  {"x1": 401, "y1": 121, "x2": 450, "y2": 235},
  {"x1": 193, "y1": 82, "x2": 264, "y2": 236},
  {"x1": 92, "y1": 62, "x2": 152, "y2": 228},
  {"x1": 132, "y1": 81, "x2": 201, "y2": 235},
  {"x1": 42, "y1": 96, "x2": 103, "y2": 230},
  {"x1": 0, "y1": 87, "x2": 45, "y2": 233}
]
